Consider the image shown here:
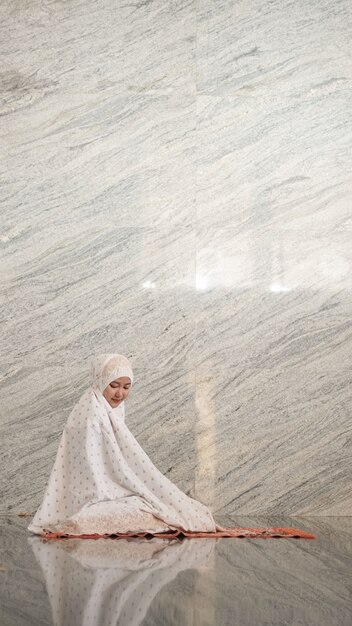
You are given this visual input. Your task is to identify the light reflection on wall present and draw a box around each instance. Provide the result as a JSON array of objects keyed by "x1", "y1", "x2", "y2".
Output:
[
  {"x1": 193, "y1": 364, "x2": 216, "y2": 511},
  {"x1": 195, "y1": 239, "x2": 350, "y2": 291}
]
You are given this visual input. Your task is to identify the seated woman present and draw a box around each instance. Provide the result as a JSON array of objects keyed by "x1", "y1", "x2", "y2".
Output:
[
  {"x1": 27, "y1": 353, "x2": 222, "y2": 537},
  {"x1": 28, "y1": 353, "x2": 314, "y2": 540}
]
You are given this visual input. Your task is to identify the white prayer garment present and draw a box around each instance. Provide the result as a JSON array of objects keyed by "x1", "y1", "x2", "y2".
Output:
[{"x1": 28, "y1": 353, "x2": 218, "y2": 536}]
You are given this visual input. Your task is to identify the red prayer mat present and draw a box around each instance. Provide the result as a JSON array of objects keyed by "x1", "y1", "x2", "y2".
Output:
[{"x1": 40, "y1": 526, "x2": 316, "y2": 540}]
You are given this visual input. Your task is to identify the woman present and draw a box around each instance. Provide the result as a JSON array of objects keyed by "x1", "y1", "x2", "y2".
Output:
[
  {"x1": 28, "y1": 353, "x2": 314, "y2": 540},
  {"x1": 27, "y1": 353, "x2": 221, "y2": 537}
]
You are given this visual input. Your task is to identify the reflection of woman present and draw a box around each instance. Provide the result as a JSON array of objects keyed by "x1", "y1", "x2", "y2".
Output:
[
  {"x1": 27, "y1": 353, "x2": 221, "y2": 537},
  {"x1": 28, "y1": 534, "x2": 217, "y2": 626}
]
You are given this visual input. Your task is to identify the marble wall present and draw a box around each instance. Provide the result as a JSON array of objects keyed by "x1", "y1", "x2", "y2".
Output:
[{"x1": 1, "y1": 0, "x2": 351, "y2": 516}]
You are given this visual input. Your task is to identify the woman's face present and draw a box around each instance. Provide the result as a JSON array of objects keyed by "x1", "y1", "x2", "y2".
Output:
[{"x1": 103, "y1": 376, "x2": 132, "y2": 408}]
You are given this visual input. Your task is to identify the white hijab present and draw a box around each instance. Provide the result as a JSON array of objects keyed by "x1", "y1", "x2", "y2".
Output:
[{"x1": 28, "y1": 353, "x2": 217, "y2": 536}]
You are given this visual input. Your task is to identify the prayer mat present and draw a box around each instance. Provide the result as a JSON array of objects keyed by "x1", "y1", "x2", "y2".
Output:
[{"x1": 40, "y1": 526, "x2": 316, "y2": 540}]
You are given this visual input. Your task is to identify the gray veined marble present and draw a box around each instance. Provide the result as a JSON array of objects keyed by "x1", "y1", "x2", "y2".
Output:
[{"x1": 1, "y1": 0, "x2": 351, "y2": 517}]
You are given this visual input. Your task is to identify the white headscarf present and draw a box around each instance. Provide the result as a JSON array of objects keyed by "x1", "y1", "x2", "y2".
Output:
[
  {"x1": 28, "y1": 353, "x2": 217, "y2": 536},
  {"x1": 89, "y1": 353, "x2": 135, "y2": 424},
  {"x1": 90, "y1": 352, "x2": 134, "y2": 393}
]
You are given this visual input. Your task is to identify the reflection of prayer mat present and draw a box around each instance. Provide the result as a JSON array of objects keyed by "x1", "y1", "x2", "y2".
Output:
[{"x1": 40, "y1": 526, "x2": 316, "y2": 540}]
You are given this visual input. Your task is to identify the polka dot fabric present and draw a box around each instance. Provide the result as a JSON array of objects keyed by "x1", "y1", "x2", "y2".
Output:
[{"x1": 27, "y1": 353, "x2": 217, "y2": 537}]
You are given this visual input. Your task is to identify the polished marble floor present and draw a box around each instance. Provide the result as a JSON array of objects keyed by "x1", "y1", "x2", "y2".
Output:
[{"x1": 0, "y1": 515, "x2": 351, "y2": 625}]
